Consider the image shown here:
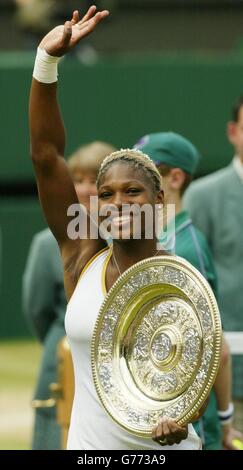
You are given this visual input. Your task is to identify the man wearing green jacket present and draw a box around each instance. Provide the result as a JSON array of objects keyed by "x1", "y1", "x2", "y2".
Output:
[
  {"x1": 135, "y1": 131, "x2": 242, "y2": 449},
  {"x1": 184, "y1": 97, "x2": 243, "y2": 434}
]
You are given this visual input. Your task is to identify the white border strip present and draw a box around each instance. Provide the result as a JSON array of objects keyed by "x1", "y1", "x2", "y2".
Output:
[{"x1": 224, "y1": 332, "x2": 243, "y2": 354}]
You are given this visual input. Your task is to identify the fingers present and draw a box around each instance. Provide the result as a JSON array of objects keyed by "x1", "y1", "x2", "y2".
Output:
[
  {"x1": 152, "y1": 417, "x2": 169, "y2": 446},
  {"x1": 62, "y1": 21, "x2": 72, "y2": 47},
  {"x1": 161, "y1": 418, "x2": 182, "y2": 446},
  {"x1": 152, "y1": 418, "x2": 163, "y2": 441},
  {"x1": 168, "y1": 419, "x2": 188, "y2": 444},
  {"x1": 161, "y1": 418, "x2": 174, "y2": 446},
  {"x1": 78, "y1": 5, "x2": 97, "y2": 25},
  {"x1": 79, "y1": 10, "x2": 109, "y2": 36},
  {"x1": 71, "y1": 10, "x2": 80, "y2": 25},
  {"x1": 152, "y1": 417, "x2": 188, "y2": 447}
]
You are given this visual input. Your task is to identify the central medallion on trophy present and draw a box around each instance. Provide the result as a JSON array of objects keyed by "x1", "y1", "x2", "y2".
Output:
[{"x1": 151, "y1": 326, "x2": 181, "y2": 368}]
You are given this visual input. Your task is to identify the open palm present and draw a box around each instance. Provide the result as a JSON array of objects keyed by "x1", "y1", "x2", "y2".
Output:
[{"x1": 39, "y1": 6, "x2": 109, "y2": 57}]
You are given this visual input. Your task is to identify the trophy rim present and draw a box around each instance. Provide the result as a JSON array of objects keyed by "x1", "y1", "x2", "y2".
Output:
[{"x1": 91, "y1": 255, "x2": 222, "y2": 437}]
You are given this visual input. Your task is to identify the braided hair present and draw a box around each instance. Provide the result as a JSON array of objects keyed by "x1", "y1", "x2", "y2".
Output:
[{"x1": 97, "y1": 148, "x2": 162, "y2": 194}]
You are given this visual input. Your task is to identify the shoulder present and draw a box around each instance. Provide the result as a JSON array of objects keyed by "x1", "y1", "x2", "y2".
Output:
[
  {"x1": 184, "y1": 165, "x2": 234, "y2": 216},
  {"x1": 29, "y1": 229, "x2": 60, "y2": 265},
  {"x1": 186, "y1": 164, "x2": 233, "y2": 197},
  {"x1": 31, "y1": 228, "x2": 60, "y2": 258},
  {"x1": 33, "y1": 228, "x2": 58, "y2": 248}
]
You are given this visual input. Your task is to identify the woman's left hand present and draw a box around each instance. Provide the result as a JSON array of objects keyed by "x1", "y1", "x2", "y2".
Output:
[{"x1": 152, "y1": 417, "x2": 188, "y2": 446}]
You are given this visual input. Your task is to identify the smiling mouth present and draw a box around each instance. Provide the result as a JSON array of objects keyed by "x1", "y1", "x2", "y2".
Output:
[{"x1": 110, "y1": 215, "x2": 132, "y2": 227}]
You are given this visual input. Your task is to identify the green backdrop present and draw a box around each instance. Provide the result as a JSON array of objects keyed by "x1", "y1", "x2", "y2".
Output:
[
  {"x1": 1, "y1": 51, "x2": 243, "y2": 337},
  {"x1": 0, "y1": 199, "x2": 45, "y2": 337}
]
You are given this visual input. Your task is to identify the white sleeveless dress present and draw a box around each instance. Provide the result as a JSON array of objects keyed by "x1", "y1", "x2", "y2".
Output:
[{"x1": 65, "y1": 248, "x2": 201, "y2": 450}]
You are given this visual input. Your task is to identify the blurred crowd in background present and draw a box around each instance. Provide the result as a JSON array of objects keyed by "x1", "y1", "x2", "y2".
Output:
[{"x1": 2, "y1": 1, "x2": 243, "y2": 55}]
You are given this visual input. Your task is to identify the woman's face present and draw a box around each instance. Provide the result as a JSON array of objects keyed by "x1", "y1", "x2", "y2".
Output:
[
  {"x1": 97, "y1": 162, "x2": 163, "y2": 241},
  {"x1": 71, "y1": 169, "x2": 97, "y2": 209}
]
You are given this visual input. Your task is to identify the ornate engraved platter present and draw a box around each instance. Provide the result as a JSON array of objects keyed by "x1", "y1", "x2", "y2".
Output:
[{"x1": 91, "y1": 255, "x2": 222, "y2": 437}]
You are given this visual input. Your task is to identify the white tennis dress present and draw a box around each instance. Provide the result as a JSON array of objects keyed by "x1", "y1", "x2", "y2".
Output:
[{"x1": 65, "y1": 248, "x2": 201, "y2": 450}]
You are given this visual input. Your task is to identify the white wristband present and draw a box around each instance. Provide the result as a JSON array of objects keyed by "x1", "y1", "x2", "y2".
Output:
[
  {"x1": 218, "y1": 402, "x2": 234, "y2": 426},
  {"x1": 33, "y1": 47, "x2": 61, "y2": 84}
]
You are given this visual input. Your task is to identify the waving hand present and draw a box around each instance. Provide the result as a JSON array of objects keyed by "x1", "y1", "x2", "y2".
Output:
[{"x1": 39, "y1": 6, "x2": 109, "y2": 57}]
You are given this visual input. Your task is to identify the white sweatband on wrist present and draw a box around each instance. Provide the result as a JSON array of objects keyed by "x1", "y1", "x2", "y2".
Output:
[
  {"x1": 218, "y1": 402, "x2": 234, "y2": 426},
  {"x1": 33, "y1": 47, "x2": 61, "y2": 84}
]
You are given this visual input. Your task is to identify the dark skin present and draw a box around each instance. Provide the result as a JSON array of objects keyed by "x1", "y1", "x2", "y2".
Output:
[
  {"x1": 29, "y1": 5, "x2": 201, "y2": 447},
  {"x1": 98, "y1": 162, "x2": 166, "y2": 291}
]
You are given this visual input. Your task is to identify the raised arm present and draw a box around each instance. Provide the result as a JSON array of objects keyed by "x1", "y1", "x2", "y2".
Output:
[{"x1": 29, "y1": 6, "x2": 109, "y2": 250}]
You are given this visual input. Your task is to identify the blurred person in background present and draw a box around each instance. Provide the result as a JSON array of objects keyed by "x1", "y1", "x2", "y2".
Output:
[
  {"x1": 15, "y1": 0, "x2": 99, "y2": 61},
  {"x1": 23, "y1": 141, "x2": 116, "y2": 450},
  {"x1": 15, "y1": 0, "x2": 55, "y2": 40},
  {"x1": 135, "y1": 131, "x2": 243, "y2": 449},
  {"x1": 184, "y1": 97, "x2": 243, "y2": 434},
  {"x1": 15, "y1": 1, "x2": 94, "y2": 33}
]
